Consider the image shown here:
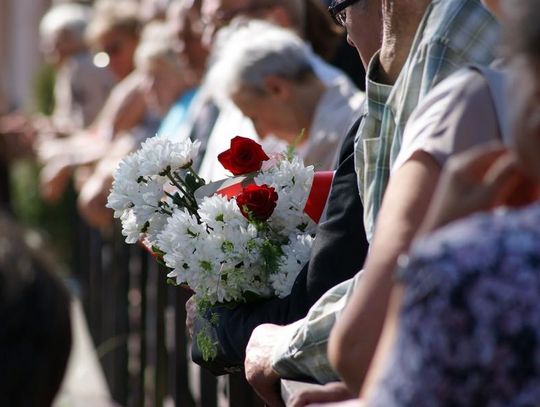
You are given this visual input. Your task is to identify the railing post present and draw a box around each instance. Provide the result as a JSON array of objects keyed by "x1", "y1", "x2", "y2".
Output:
[
  {"x1": 228, "y1": 374, "x2": 265, "y2": 407},
  {"x1": 155, "y1": 265, "x2": 168, "y2": 407},
  {"x1": 173, "y1": 289, "x2": 196, "y2": 407}
]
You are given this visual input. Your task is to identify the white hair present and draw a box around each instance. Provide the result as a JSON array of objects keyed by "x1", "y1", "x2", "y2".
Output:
[
  {"x1": 205, "y1": 19, "x2": 314, "y2": 104},
  {"x1": 39, "y1": 3, "x2": 92, "y2": 43},
  {"x1": 134, "y1": 22, "x2": 181, "y2": 70}
]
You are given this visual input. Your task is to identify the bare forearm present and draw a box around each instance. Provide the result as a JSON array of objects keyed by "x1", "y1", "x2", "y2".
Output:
[
  {"x1": 328, "y1": 225, "x2": 412, "y2": 392},
  {"x1": 328, "y1": 153, "x2": 440, "y2": 393}
]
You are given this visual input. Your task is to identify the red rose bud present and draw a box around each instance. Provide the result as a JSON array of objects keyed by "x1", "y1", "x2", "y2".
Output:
[
  {"x1": 236, "y1": 184, "x2": 278, "y2": 221},
  {"x1": 218, "y1": 136, "x2": 269, "y2": 176}
]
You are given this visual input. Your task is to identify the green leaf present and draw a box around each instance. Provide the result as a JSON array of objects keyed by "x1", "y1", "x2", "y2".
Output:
[
  {"x1": 260, "y1": 240, "x2": 283, "y2": 275},
  {"x1": 297, "y1": 222, "x2": 308, "y2": 233},
  {"x1": 196, "y1": 330, "x2": 218, "y2": 362},
  {"x1": 184, "y1": 171, "x2": 204, "y2": 191},
  {"x1": 286, "y1": 129, "x2": 305, "y2": 161}
]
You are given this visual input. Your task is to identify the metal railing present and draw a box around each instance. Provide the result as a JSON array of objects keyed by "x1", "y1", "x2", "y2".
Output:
[{"x1": 74, "y1": 219, "x2": 264, "y2": 407}]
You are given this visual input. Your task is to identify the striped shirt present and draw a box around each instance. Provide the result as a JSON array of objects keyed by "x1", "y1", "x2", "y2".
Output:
[{"x1": 355, "y1": 0, "x2": 500, "y2": 241}]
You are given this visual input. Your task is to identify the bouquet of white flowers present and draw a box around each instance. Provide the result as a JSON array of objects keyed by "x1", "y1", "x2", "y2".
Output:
[{"x1": 107, "y1": 135, "x2": 330, "y2": 359}]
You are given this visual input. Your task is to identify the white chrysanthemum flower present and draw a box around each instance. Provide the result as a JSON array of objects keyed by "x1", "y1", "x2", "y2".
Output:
[
  {"x1": 270, "y1": 234, "x2": 314, "y2": 298},
  {"x1": 198, "y1": 195, "x2": 246, "y2": 230},
  {"x1": 255, "y1": 156, "x2": 315, "y2": 235},
  {"x1": 120, "y1": 209, "x2": 141, "y2": 244},
  {"x1": 145, "y1": 212, "x2": 169, "y2": 246},
  {"x1": 131, "y1": 179, "x2": 165, "y2": 225},
  {"x1": 107, "y1": 154, "x2": 141, "y2": 217},
  {"x1": 158, "y1": 209, "x2": 204, "y2": 253},
  {"x1": 137, "y1": 135, "x2": 200, "y2": 176}
]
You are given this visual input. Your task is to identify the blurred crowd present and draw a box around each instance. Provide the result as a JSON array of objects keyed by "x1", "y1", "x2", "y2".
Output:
[
  {"x1": 4, "y1": 0, "x2": 540, "y2": 406},
  {"x1": 0, "y1": 0, "x2": 363, "y2": 230}
]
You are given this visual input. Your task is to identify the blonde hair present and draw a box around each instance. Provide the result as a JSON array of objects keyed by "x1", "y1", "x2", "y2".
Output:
[
  {"x1": 85, "y1": 0, "x2": 141, "y2": 46},
  {"x1": 40, "y1": 3, "x2": 92, "y2": 44}
]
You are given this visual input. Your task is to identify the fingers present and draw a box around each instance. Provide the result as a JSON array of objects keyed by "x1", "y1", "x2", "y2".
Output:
[
  {"x1": 185, "y1": 297, "x2": 197, "y2": 337},
  {"x1": 307, "y1": 400, "x2": 363, "y2": 407},
  {"x1": 289, "y1": 382, "x2": 354, "y2": 407},
  {"x1": 482, "y1": 152, "x2": 523, "y2": 206}
]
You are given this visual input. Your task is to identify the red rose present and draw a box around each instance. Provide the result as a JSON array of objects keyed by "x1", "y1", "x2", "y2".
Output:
[
  {"x1": 236, "y1": 184, "x2": 278, "y2": 221},
  {"x1": 218, "y1": 136, "x2": 269, "y2": 175}
]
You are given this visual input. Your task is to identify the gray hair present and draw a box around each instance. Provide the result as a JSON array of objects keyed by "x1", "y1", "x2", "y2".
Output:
[
  {"x1": 39, "y1": 3, "x2": 92, "y2": 44},
  {"x1": 205, "y1": 19, "x2": 314, "y2": 103}
]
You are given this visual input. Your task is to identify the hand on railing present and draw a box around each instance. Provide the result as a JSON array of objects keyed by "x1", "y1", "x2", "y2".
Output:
[
  {"x1": 245, "y1": 323, "x2": 286, "y2": 407},
  {"x1": 286, "y1": 382, "x2": 356, "y2": 407}
]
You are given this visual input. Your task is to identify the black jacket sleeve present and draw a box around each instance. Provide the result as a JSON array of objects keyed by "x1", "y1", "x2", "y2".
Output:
[{"x1": 191, "y1": 117, "x2": 369, "y2": 374}]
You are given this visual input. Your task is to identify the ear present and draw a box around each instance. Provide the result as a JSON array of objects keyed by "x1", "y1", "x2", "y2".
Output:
[{"x1": 263, "y1": 75, "x2": 291, "y2": 100}]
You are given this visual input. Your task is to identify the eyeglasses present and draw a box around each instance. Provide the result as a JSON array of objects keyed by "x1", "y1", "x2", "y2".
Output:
[{"x1": 328, "y1": 0, "x2": 360, "y2": 26}]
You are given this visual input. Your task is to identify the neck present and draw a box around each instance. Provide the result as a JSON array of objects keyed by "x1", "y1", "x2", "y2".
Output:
[
  {"x1": 377, "y1": 0, "x2": 431, "y2": 85},
  {"x1": 290, "y1": 78, "x2": 326, "y2": 143}
]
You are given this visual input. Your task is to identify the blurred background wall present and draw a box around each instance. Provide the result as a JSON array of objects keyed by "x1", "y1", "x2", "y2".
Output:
[{"x1": 0, "y1": 0, "x2": 51, "y2": 109}]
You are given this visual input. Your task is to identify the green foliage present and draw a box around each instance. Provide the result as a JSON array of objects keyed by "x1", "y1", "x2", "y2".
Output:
[
  {"x1": 196, "y1": 329, "x2": 218, "y2": 362},
  {"x1": 10, "y1": 160, "x2": 76, "y2": 271},
  {"x1": 33, "y1": 64, "x2": 55, "y2": 115},
  {"x1": 286, "y1": 129, "x2": 305, "y2": 161},
  {"x1": 260, "y1": 240, "x2": 283, "y2": 276}
]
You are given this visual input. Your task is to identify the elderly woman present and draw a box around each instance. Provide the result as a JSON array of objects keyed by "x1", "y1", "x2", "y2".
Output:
[{"x1": 206, "y1": 20, "x2": 363, "y2": 170}]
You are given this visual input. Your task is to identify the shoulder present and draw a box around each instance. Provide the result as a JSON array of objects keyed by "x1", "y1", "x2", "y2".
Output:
[
  {"x1": 392, "y1": 68, "x2": 498, "y2": 171},
  {"x1": 423, "y1": 0, "x2": 499, "y2": 43},
  {"x1": 409, "y1": 68, "x2": 492, "y2": 131}
]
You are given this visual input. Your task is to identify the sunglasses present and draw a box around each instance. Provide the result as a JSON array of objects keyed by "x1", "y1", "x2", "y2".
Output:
[{"x1": 328, "y1": 0, "x2": 361, "y2": 26}]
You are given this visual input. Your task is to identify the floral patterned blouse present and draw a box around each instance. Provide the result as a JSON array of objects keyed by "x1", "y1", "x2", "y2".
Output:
[{"x1": 369, "y1": 203, "x2": 540, "y2": 407}]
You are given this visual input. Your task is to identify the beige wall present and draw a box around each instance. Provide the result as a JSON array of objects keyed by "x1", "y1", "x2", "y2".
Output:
[{"x1": 0, "y1": 0, "x2": 51, "y2": 109}]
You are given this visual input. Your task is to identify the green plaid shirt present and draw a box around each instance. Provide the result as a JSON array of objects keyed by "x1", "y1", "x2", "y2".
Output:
[
  {"x1": 356, "y1": 0, "x2": 499, "y2": 241},
  {"x1": 272, "y1": 272, "x2": 363, "y2": 383},
  {"x1": 271, "y1": 0, "x2": 500, "y2": 383}
]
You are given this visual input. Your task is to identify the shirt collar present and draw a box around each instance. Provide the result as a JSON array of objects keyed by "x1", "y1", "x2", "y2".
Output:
[{"x1": 364, "y1": 51, "x2": 394, "y2": 121}]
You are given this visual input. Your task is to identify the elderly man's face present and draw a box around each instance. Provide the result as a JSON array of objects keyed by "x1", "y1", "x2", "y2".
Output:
[
  {"x1": 232, "y1": 86, "x2": 303, "y2": 142},
  {"x1": 342, "y1": 0, "x2": 382, "y2": 69}
]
